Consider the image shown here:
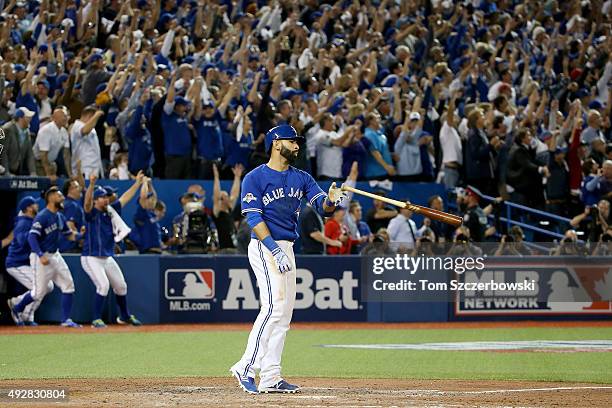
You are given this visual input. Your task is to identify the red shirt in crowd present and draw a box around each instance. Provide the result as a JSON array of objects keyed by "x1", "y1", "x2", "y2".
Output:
[{"x1": 324, "y1": 218, "x2": 352, "y2": 255}]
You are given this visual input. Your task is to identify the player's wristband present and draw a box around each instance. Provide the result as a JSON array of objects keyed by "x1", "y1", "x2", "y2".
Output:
[
  {"x1": 324, "y1": 197, "x2": 334, "y2": 207},
  {"x1": 261, "y1": 236, "x2": 280, "y2": 254},
  {"x1": 36, "y1": 251, "x2": 44, "y2": 258}
]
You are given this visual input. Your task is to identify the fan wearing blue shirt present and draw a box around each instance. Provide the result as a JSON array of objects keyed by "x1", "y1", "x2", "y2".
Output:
[
  {"x1": 132, "y1": 179, "x2": 164, "y2": 253},
  {"x1": 9, "y1": 187, "x2": 82, "y2": 327},
  {"x1": 191, "y1": 77, "x2": 233, "y2": 179},
  {"x1": 162, "y1": 73, "x2": 193, "y2": 179},
  {"x1": 5, "y1": 196, "x2": 53, "y2": 326},
  {"x1": 81, "y1": 173, "x2": 145, "y2": 328},
  {"x1": 126, "y1": 89, "x2": 154, "y2": 175}
]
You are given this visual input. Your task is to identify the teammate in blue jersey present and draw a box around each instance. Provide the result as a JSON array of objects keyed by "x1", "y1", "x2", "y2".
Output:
[
  {"x1": 9, "y1": 187, "x2": 83, "y2": 327},
  {"x1": 5, "y1": 196, "x2": 53, "y2": 325},
  {"x1": 230, "y1": 125, "x2": 347, "y2": 394},
  {"x1": 59, "y1": 178, "x2": 85, "y2": 253},
  {"x1": 81, "y1": 173, "x2": 145, "y2": 328}
]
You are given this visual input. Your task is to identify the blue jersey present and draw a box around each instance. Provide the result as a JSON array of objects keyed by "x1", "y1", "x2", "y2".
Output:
[
  {"x1": 59, "y1": 197, "x2": 85, "y2": 252},
  {"x1": 82, "y1": 201, "x2": 122, "y2": 257},
  {"x1": 133, "y1": 203, "x2": 162, "y2": 252},
  {"x1": 6, "y1": 215, "x2": 34, "y2": 268},
  {"x1": 28, "y1": 208, "x2": 72, "y2": 255},
  {"x1": 161, "y1": 111, "x2": 192, "y2": 156},
  {"x1": 194, "y1": 111, "x2": 224, "y2": 160},
  {"x1": 241, "y1": 164, "x2": 329, "y2": 241}
]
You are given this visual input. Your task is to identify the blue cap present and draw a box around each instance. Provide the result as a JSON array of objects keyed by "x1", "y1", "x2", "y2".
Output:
[
  {"x1": 89, "y1": 53, "x2": 103, "y2": 63},
  {"x1": 18, "y1": 196, "x2": 37, "y2": 212},
  {"x1": 202, "y1": 100, "x2": 215, "y2": 108},
  {"x1": 589, "y1": 100, "x2": 603, "y2": 110},
  {"x1": 182, "y1": 56, "x2": 195, "y2": 64},
  {"x1": 95, "y1": 82, "x2": 107, "y2": 95},
  {"x1": 57, "y1": 73, "x2": 69, "y2": 84},
  {"x1": 157, "y1": 64, "x2": 169, "y2": 73},
  {"x1": 137, "y1": 0, "x2": 148, "y2": 8},
  {"x1": 13, "y1": 63, "x2": 25, "y2": 72},
  {"x1": 539, "y1": 130, "x2": 553, "y2": 141},
  {"x1": 381, "y1": 74, "x2": 398, "y2": 87},
  {"x1": 93, "y1": 187, "x2": 107, "y2": 200},
  {"x1": 39, "y1": 44, "x2": 49, "y2": 53},
  {"x1": 174, "y1": 96, "x2": 190, "y2": 106},
  {"x1": 37, "y1": 79, "x2": 50, "y2": 89},
  {"x1": 311, "y1": 11, "x2": 323, "y2": 20},
  {"x1": 103, "y1": 185, "x2": 117, "y2": 195},
  {"x1": 248, "y1": 54, "x2": 259, "y2": 62},
  {"x1": 264, "y1": 125, "x2": 303, "y2": 153},
  {"x1": 64, "y1": 51, "x2": 75, "y2": 60},
  {"x1": 159, "y1": 13, "x2": 175, "y2": 25},
  {"x1": 555, "y1": 146, "x2": 568, "y2": 154},
  {"x1": 576, "y1": 88, "x2": 590, "y2": 98}
]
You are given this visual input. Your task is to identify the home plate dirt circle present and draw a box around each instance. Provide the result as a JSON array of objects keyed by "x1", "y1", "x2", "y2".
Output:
[{"x1": 1, "y1": 378, "x2": 611, "y2": 407}]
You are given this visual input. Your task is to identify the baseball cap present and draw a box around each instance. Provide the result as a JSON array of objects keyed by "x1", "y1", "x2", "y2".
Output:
[
  {"x1": 18, "y1": 196, "x2": 37, "y2": 212},
  {"x1": 409, "y1": 112, "x2": 421, "y2": 121},
  {"x1": 174, "y1": 96, "x2": 190, "y2": 106},
  {"x1": 37, "y1": 79, "x2": 50, "y2": 89},
  {"x1": 14, "y1": 107, "x2": 35, "y2": 119},
  {"x1": 93, "y1": 187, "x2": 108, "y2": 200},
  {"x1": 13, "y1": 63, "x2": 25, "y2": 72},
  {"x1": 89, "y1": 53, "x2": 103, "y2": 64},
  {"x1": 103, "y1": 185, "x2": 118, "y2": 196},
  {"x1": 589, "y1": 100, "x2": 604, "y2": 110},
  {"x1": 202, "y1": 100, "x2": 215, "y2": 108}
]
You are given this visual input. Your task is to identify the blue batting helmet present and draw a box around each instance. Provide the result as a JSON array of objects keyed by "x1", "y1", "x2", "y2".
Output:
[{"x1": 264, "y1": 125, "x2": 303, "y2": 153}]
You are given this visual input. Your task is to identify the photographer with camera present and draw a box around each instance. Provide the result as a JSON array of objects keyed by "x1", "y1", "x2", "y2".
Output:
[{"x1": 570, "y1": 199, "x2": 611, "y2": 243}]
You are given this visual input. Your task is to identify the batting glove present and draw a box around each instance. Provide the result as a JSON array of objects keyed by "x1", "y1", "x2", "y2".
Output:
[
  {"x1": 326, "y1": 182, "x2": 348, "y2": 207},
  {"x1": 271, "y1": 247, "x2": 292, "y2": 274}
]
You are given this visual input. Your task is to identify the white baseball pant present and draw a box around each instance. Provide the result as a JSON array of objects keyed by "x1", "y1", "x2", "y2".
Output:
[
  {"x1": 6, "y1": 265, "x2": 54, "y2": 322},
  {"x1": 30, "y1": 251, "x2": 75, "y2": 301},
  {"x1": 231, "y1": 239, "x2": 296, "y2": 388},
  {"x1": 80, "y1": 256, "x2": 127, "y2": 296}
]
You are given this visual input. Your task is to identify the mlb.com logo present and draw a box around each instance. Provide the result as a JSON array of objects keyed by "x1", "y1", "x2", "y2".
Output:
[{"x1": 165, "y1": 269, "x2": 215, "y2": 300}]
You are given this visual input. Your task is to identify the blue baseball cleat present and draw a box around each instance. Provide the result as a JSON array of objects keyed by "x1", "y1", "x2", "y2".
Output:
[
  {"x1": 91, "y1": 319, "x2": 107, "y2": 328},
  {"x1": 23, "y1": 321, "x2": 39, "y2": 327},
  {"x1": 259, "y1": 380, "x2": 301, "y2": 394},
  {"x1": 116, "y1": 315, "x2": 142, "y2": 326},
  {"x1": 60, "y1": 319, "x2": 82, "y2": 328},
  {"x1": 7, "y1": 299, "x2": 23, "y2": 326},
  {"x1": 230, "y1": 369, "x2": 259, "y2": 394}
]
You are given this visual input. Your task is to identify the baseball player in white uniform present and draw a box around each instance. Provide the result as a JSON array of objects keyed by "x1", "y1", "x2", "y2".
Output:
[
  {"x1": 5, "y1": 196, "x2": 53, "y2": 325},
  {"x1": 230, "y1": 125, "x2": 346, "y2": 394},
  {"x1": 9, "y1": 186, "x2": 82, "y2": 327}
]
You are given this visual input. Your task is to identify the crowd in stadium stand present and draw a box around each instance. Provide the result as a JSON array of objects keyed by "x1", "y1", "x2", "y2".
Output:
[{"x1": 0, "y1": 0, "x2": 611, "y2": 253}]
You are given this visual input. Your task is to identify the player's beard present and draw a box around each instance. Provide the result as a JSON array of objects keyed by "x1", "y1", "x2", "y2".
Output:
[
  {"x1": 55, "y1": 200, "x2": 64, "y2": 210},
  {"x1": 280, "y1": 146, "x2": 298, "y2": 164}
]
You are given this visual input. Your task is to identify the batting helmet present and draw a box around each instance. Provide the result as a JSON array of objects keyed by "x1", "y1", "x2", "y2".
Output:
[{"x1": 264, "y1": 125, "x2": 304, "y2": 153}]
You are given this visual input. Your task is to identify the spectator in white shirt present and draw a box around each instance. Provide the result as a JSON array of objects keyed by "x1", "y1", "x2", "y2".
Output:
[
  {"x1": 439, "y1": 93, "x2": 463, "y2": 188},
  {"x1": 314, "y1": 113, "x2": 352, "y2": 179},
  {"x1": 36, "y1": 79, "x2": 53, "y2": 124},
  {"x1": 387, "y1": 202, "x2": 420, "y2": 250},
  {"x1": 33, "y1": 107, "x2": 71, "y2": 181},
  {"x1": 70, "y1": 105, "x2": 105, "y2": 178}
]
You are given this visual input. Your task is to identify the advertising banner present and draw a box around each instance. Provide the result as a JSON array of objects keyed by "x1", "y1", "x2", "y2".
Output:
[{"x1": 158, "y1": 256, "x2": 367, "y2": 323}]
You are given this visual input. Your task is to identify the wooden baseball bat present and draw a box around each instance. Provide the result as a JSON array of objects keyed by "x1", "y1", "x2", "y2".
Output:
[{"x1": 340, "y1": 184, "x2": 463, "y2": 228}]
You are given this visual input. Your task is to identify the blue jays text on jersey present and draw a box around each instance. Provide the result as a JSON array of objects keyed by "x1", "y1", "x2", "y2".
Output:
[
  {"x1": 82, "y1": 201, "x2": 123, "y2": 257},
  {"x1": 28, "y1": 208, "x2": 72, "y2": 255},
  {"x1": 6, "y1": 215, "x2": 34, "y2": 268},
  {"x1": 241, "y1": 164, "x2": 329, "y2": 241}
]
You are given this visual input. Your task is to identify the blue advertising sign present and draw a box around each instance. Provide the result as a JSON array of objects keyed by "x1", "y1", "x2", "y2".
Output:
[{"x1": 158, "y1": 256, "x2": 367, "y2": 323}]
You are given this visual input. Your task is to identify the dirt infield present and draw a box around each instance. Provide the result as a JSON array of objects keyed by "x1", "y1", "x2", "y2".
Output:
[
  {"x1": 1, "y1": 377, "x2": 611, "y2": 407},
  {"x1": 1, "y1": 320, "x2": 611, "y2": 335}
]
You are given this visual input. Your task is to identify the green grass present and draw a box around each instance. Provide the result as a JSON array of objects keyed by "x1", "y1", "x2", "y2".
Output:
[{"x1": 1, "y1": 327, "x2": 611, "y2": 383}]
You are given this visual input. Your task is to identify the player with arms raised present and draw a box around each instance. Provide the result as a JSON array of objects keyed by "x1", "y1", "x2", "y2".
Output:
[{"x1": 230, "y1": 125, "x2": 347, "y2": 394}]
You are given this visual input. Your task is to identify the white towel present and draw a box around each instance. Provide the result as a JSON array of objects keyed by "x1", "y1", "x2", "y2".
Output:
[{"x1": 107, "y1": 205, "x2": 131, "y2": 243}]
